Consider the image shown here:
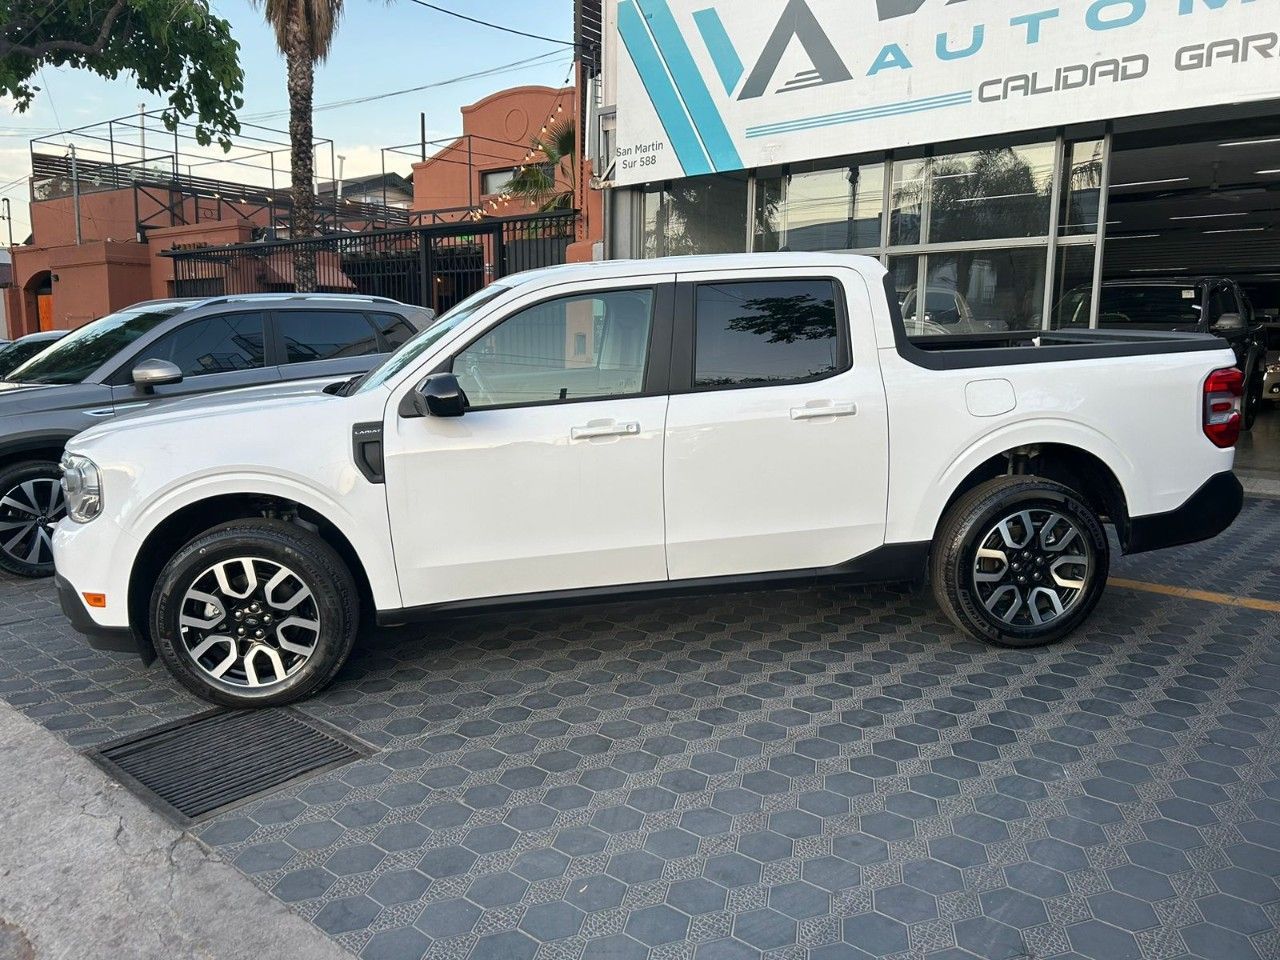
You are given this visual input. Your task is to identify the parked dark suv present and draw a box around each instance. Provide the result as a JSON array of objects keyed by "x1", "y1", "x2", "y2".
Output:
[
  {"x1": 0, "y1": 330, "x2": 67, "y2": 377},
  {"x1": 0, "y1": 293, "x2": 433, "y2": 577},
  {"x1": 1055, "y1": 277, "x2": 1267, "y2": 427}
]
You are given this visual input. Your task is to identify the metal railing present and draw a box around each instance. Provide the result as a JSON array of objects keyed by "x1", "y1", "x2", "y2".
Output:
[
  {"x1": 161, "y1": 211, "x2": 578, "y2": 314},
  {"x1": 31, "y1": 151, "x2": 414, "y2": 238}
]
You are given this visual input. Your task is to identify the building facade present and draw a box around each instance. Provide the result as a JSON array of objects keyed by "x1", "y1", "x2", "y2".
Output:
[{"x1": 590, "y1": 0, "x2": 1280, "y2": 333}]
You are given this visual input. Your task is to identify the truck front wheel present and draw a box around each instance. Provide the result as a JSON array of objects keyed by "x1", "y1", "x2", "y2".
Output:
[
  {"x1": 931, "y1": 477, "x2": 1109, "y2": 648},
  {"x1": 150, "y1": 519, "x2": 359, "y2": 707}
]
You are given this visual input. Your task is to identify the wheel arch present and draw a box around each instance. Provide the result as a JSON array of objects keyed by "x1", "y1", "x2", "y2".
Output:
[
  {"x1": 0, "y1": 433, "x2": 78, "y2": 469},
  {"x1": 127, "y1": 492, "x2": 379, "y2": 652},
  {"x1": 928, "y1": 427, "x2": 1134, "y2": 551}
]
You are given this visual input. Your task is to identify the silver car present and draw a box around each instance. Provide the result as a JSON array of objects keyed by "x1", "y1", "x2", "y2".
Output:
[{"x1": 0, "y1": 293, "x2": 433, "y2": 577}]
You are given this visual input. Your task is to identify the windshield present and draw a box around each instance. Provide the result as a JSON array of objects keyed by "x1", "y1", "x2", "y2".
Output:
[
  {"x1": 1097, "y1": 285, "x2": 1204, "y2": 326},
  {"x1": 7, "y1": 304, "x2": 187, "y2": 385},
  {"x1": 0, "y1": 338, "x2": 57, "y2": 375},
  {"x1": 356, "y1": 285, "x2": 509, "y2": 393}
]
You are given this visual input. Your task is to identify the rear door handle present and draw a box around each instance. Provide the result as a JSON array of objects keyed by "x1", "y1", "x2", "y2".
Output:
[
  {"x1": 791, "y1": 401, "x2": 857, "y2": 420},
  {"x1": 570, "y1": 419, "x2": 640, "y2": 440}
]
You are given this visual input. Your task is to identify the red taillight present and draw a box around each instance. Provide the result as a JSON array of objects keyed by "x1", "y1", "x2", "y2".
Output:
[{"x1": 1203, "y1": 366, "x2": 1244, "y2": 448}]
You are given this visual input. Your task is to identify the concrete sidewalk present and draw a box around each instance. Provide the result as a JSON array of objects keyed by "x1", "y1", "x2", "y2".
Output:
[{"x1": 0, "y1": 700, "x2": 353, "y2": 960}]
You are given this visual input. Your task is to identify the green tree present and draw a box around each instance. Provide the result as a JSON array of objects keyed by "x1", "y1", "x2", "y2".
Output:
[
  {"x1": 0, "y1": 0, "x2": 244, "y2": 147},
  {"x1": 505, "y1": 119, "x2": 576, "y2": 213},
  {"x1": 252, "y1": 0, "x2": 348, "y2": 290}
]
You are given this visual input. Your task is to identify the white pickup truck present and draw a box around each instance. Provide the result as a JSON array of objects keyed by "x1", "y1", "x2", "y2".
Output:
[{"x1": 53, "y1": 254, "x2": 1245, "y2": 707}]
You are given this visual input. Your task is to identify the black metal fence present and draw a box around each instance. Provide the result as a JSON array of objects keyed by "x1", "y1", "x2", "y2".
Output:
[{"x1": 161, "y1": 212, "x2": 577, "y2": 313}]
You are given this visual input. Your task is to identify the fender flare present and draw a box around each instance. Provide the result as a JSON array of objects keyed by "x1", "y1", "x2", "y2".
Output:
[
  {"x1": 128, "y1": 469, "x2": 403, "y2": 611},
  {"x1": 918, "y1": 418, "x2": 1137, "y2": 535},
  {"x1": 0, "y1": 431, "x2": 78, "y2": 463}
]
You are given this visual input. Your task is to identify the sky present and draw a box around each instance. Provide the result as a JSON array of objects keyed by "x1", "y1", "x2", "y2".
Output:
[{"x1": 0, "y1": 0, "x2": 576, "y2": 240}]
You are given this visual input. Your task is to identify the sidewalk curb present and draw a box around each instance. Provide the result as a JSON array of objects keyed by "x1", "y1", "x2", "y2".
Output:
[
  {"x1": 1240, "y1": 474, "x2": 1280, "y2": 499},
  {"x1": 0, "y1": 701, "x2": 354, "y2": 960}
]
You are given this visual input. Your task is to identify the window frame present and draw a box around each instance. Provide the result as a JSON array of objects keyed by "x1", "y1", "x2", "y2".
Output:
[
  {"x1": 429, "y1": 282, "x2": 675, "y2": 413},
  {"x1": 669, "y1": 275, "x2": 852, "y2": 395},
  {"x1": 367, "y1": 310, "x2": 419, "y2": 351},
  {"x1": 268, "y1": 308, "x2": 384, "y2": 366},
  {"x1": 107, "y1": 308, "x2": 269, "y2": 385}
]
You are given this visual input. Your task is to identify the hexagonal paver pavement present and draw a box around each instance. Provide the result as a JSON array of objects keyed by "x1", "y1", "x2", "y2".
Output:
[{"x1": 1, "y1": 497, "x2": 1279, "y2": 959}]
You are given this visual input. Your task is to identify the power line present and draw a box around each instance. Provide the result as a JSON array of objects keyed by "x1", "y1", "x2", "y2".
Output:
[
  {"x1": 239, "y1": 51, "x2": 568, "y2": 122},
  {"x1": 403, "y1": 0, "x2": 574, "y2": 47}
]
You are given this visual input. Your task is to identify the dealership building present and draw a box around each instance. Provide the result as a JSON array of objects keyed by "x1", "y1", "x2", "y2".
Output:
[{"x1": 586, "y1": 0, "x2": 1280, "y2": 344}]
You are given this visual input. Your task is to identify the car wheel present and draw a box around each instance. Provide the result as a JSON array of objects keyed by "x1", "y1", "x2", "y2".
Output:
[
  {"x1": 150, "y1": 519, "x2": 359, "y2": 707},
  {"x1": 0, "y1": 460, "x2": 67, "y2": 578},
  {"x1": 1242, "y1": 368, "x2": 1263, "y2": 430},
  {"x1": 930, "y1": 476, "x2": 1109, "y2": 648}
]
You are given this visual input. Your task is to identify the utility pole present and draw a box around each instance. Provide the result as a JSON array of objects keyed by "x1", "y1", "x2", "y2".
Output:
[
  {"x1": 0, "y1": 198, "x2": 12, "y2": 248},
  {"x1": 138, "y1": 103, "x2": 147, "y2": 168},
  {"x1": 420, "y1": 113, "x2": 427, "y2": 162},
  {"x1": 69, "y1": 145, "x2": 82, "y2": 245},
  {"x1": 336, "y1": 154, "x2": 346, "y2": 202}
]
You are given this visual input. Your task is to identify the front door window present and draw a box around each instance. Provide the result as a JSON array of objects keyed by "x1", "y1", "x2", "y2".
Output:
[{"x1": 453, "y1": 289, "x2": 654, "y2": 408}]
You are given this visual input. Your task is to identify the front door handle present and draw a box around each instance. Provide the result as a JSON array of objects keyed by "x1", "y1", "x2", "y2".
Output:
[
  {"x1": 791, "y1": 401, "x2": 857, "y2": 420},
  {"x1": 570, "y1": 419, "x2": 640, "y2": 440}
]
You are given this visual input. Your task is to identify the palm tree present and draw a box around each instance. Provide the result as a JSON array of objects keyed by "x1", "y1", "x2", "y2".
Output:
[
  {"x1": 253, "y1": 0, "x2": 345, "y2": 291},
  {"x1": 505, "y1": 120, "x2": 576, "y2": 213}
]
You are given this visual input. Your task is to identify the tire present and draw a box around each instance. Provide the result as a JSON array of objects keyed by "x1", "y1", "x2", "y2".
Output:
[
  {"x1": 150, "y1": 518, "x2": 359, "y2": 707},
  {"x1": 1243, "y1": 366, "x2": 1263, "y2": 431},
  {"x1": 930, "y1": 476, "x2": 1109, "y2": 648},
  {"x1": 0, "y1": 459, "x2": 67, "y2": 578}
]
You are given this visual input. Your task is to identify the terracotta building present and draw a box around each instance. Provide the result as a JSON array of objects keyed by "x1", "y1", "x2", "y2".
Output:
[
  {"x1": 410, "y1": 84, "x2": 602, "y2": 264},
  {"x1": 4, "y1": 83, "x2": 603, "y2": 338}
]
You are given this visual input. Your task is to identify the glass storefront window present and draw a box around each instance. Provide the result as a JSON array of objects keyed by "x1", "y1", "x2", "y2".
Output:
[
  {"x1": 887, "y1": 255, "x2": 921, "y2": 330},
  {"x1": 928, "y1": 144, "x2": 1055, "y2": 244},
  {"x1": 631, "y1": 133, "x2": 1108, "y2": 339},
  {"x1": 1050, "y1": 245, "x2": 1097, "y2": 329},
  {"x1": 642, "y1": 173, "x2": 749, "y2": 257},
  {"x1": 754, "y1": 163, "x2": 885, "y2": 252},
  {"x1": 919, "y1": 249, "x2": 1047, "y2": 334},
  {"x1": 889, "y1": 159, "x2": 926, "y2": 246},
  {"x1": 1060, "y1": 140, "x2": 1104, "y2": 237}
]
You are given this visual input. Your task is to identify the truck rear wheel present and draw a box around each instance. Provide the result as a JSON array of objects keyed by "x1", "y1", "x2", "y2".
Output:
[
  {"x1": 150, "y1": 519, "x2": 358, "y2": 707},
  {"x1": 931, "y1": 477, "x2": 1109, "y2": 648}
]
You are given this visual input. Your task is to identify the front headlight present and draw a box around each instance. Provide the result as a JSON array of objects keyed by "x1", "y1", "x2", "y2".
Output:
[{"x1": 60, "y1": 454, "x2": 102, "y2": 523}]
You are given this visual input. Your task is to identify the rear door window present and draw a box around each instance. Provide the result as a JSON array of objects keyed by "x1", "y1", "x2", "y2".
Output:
[
  {"x1": 369, "y1": 312, "x2": 418, "y2": 350},
  {"x1": 692, "y1": 279, "x2": 844, "y2": 389},
  {"x1": 276, "y1": 310, "x2": 381, "y2": 364},
  {"x1": 140, "y1": 312, "x2": 266, "y2": 376}
]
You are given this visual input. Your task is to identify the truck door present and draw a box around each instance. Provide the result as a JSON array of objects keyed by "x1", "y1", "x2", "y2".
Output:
[
  {"x1": 382, "y1": 278, "x2": 675, "y2": 608},
  {"x1": 662, "y1": 268, "x2": 890, "y2": 580}
]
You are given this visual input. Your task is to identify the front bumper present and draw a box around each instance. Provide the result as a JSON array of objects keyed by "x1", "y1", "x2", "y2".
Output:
[
  {"x1": 52, "y1": 514, "x2": 149, "y2": 659},
  {"x1": 1125, "y1": 470, "x2": 1244, "y2": 555},
  {"x1": 55, "y1": 573, "x2": 143, "y2": 654}
]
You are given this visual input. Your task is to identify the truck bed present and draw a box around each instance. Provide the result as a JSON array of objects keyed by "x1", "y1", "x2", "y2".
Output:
[{"x1": 896, "y1": 322, "x2": 1227, "y2": 370}]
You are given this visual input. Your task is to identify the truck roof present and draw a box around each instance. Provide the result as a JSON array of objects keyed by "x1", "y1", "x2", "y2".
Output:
[{"x1": 501, "y1": 252, "x2": 888, "y2": 289}]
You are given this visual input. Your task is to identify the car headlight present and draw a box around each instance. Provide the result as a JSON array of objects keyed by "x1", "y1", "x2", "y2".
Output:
[{"x1": 60, "y1": 454, "x2": 102, "y2": 523}]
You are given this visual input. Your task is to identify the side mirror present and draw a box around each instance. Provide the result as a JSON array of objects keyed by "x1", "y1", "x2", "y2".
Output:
[
  {"x1": 412, "y1": 372, "x2": 468, "y2": 418},
  {"x1": 132, "y1": 359, "x2": 183, "y2": 393},
  {"x1": 1213, "y1": 312, "x2": 1244, "y2": 333}
]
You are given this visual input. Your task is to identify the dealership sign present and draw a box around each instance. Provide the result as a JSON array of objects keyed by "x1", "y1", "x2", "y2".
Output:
[{"x1": 613, "y1": 0, "x2": 1279, "y2": 184}]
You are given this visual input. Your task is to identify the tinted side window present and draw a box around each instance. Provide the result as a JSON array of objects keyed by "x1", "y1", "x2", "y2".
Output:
[
  {"x1": 694, "y1": 279, "x2": 841, "y2": 388},
  {"x1": 454, "y1": 289, "x2": 653, "y2": 408},
  {"x1": 276, "y1": 311, "x2": 380, "y2": 363},
  {"x1": 370, "y1": 312, "x2": 417, "y2": 349},
  {"x1": 141, "y1": 313, "x2": 265, "y2": 376}
]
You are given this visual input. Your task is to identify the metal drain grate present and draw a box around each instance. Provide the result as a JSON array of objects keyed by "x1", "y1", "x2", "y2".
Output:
[{"x1": 91, "y1": 709, "x2": 370, "y2": 823}]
